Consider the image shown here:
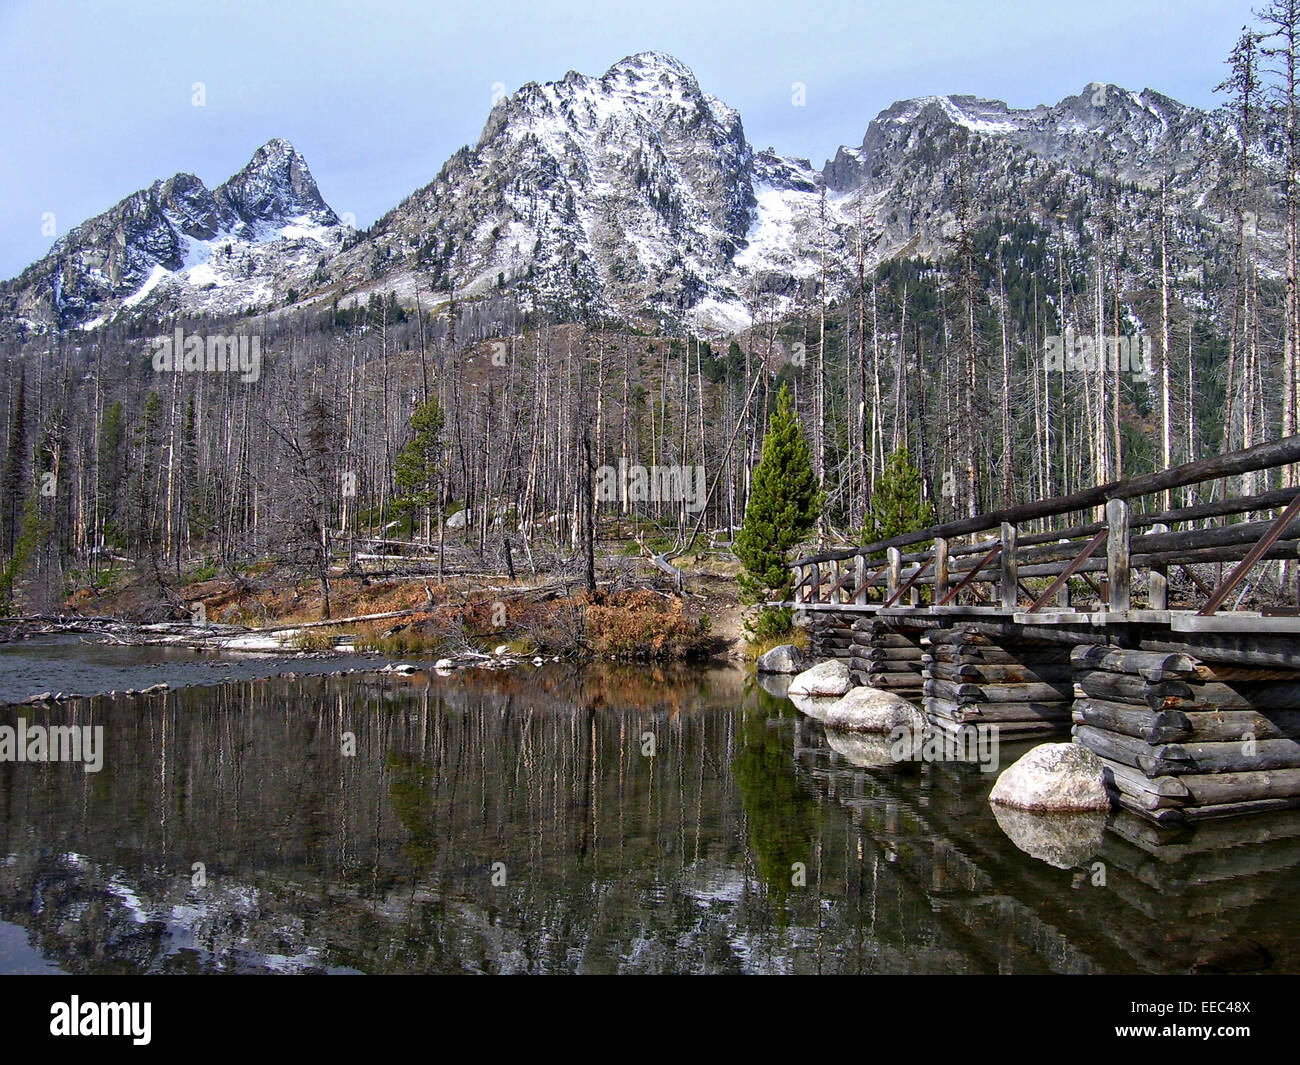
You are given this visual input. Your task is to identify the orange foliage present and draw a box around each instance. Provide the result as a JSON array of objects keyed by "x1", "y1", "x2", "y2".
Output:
[{"x1": 583, "y1": 589, "x2": 710, "y2": 659}]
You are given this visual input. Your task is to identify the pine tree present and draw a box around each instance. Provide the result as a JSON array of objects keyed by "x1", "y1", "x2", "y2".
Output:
[
  {"x1": 0, "y1": 495, "x2": 50, "y2": 615},
  {"x1": 96, "y1": 401, "x2": 124, "y2": 549},
  {"x1": 862, "y1": 446, "x2": 934, "y2": 550},
  {"x1": 394, "y1": 396, "x2": 446, "y2": 541},
  {"x1": 735, "y1": 384, "x2": 823, "y2": 638}
]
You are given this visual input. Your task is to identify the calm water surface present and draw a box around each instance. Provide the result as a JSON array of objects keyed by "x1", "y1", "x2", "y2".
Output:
[{"x1": 1, "y1": 644, "x2": 1297, "y2": 974}]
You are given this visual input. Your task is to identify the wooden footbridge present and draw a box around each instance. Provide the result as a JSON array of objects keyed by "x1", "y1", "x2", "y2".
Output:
[{"x1": 781, "y1": 435, "x2": 1300, "y2": 825}]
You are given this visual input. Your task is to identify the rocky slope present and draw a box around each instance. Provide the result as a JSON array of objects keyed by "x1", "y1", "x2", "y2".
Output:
[
  {"x1": 1, "y1": 138, "x2": 344, "y2": 332},
  {"x1": 1, "y1": 55, "x2": 1274, "y2": 338}
]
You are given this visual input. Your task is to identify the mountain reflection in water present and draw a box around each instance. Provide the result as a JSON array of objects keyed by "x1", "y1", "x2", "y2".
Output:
[{"x1": 1, "y1": 661, "x2": 1298, "y2": 974}]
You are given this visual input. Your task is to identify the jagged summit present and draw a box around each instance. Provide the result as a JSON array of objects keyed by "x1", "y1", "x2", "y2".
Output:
[
  {"x1": 215, "y1": 138, "x2": 338, "y2": 235},
  {"x1": 601, "y1": 51, "x2": 701, "y2": 90},
  {"x1": 0, "y1": 57, "x2": 1265, "y2": 338},
  {"x1": 0, "y1": 139, "x2": 344, "y2": 331}
]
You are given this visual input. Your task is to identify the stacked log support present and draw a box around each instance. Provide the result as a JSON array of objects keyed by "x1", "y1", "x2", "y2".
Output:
[
  {"x1": 849, "y1": 619, "x2": 925, "y2": 694},
  {"x1": 809, "y1": 612, "x2": 856, "y2": 664},
  {"x1": 921, "y1": 627, "x2": 1074, "y2": 740},
  {"x1": 1070, "y1": 645, "x2": 1300, "y2": 824}
]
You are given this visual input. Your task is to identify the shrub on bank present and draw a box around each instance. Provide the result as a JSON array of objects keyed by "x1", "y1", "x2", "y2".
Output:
[{"x1": 584, "y1": 589, "x2": 712, "y2": 659}]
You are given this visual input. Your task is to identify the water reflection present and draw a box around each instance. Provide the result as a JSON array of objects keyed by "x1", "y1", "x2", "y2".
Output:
[{"x1": 0, "y1": 662, "x2": 1297, "y2": 973}]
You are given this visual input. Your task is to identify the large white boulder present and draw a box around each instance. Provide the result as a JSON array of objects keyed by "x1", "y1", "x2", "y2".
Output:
[
  {"x1": 788, "y1": 659, "x2": 853, "y2": 698},
  {"x1": 756, "y1": 644, "x2": 807, "y2": 674},
  {"x1": 823, "y1": 686, "x2": 925, "y2": 734},
  {"x1": 788, "y1": 693, "x2": 841, "y2": 721},
  {"x1": 988, "y1": 742, "x2": 1111, "y2": 812}
]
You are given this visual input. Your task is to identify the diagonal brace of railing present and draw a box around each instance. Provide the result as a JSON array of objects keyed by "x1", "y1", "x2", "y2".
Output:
[
  {"x1": 1026, "y1": 528, "x2": 1108, "y2": 613},
  {"x1": 936, "y1": 544, "x2": 1002, "y2": 607},
  {"x1": 1196, "y1": 494, "x2": 1300, "y2": 615},
  {"x1": 883, "y1": 561, "x2": 934, "y2": 607}
]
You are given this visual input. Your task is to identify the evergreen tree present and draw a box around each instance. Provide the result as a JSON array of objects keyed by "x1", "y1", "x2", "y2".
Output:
[
  {"x1": 735, "y1": 384, "x2": 823, "y2": 638},
  {"x1": 0, "y1": 495, "x2": 50, "y2": 615},
  {"x1": 863, "y1": 446, "x2": 934, "y2": 550},
  {"x1": 394, "y1": 396, "x2": 446, "y2": 541}
]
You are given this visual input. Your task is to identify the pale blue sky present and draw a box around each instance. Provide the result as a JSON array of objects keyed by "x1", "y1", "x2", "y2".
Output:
[{"x1": 0, "y1": 0, "x2": 1254, "y2": 278}]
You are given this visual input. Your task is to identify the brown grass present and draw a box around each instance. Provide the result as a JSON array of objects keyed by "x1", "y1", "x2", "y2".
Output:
[{"x1": 583, "y1": 588, "x2": 712, "y2": 659}]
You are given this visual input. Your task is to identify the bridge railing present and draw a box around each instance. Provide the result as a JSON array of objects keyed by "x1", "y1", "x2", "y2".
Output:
[{"x1": 788, "y1": 435, "x2": 1300, "y2": 616}]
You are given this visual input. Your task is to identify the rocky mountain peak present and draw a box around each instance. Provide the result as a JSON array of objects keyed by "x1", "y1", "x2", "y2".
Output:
[
  {"x1": 215, "y1": 138, "x2": 338, "y2": 233},
  {"x1": 0, "y1": 56, "x2": 1274, "y2": 340}
]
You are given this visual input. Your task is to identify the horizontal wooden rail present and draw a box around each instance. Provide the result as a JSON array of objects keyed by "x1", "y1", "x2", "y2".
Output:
[
  {"x1": 796, "y1": 435, "x2": 1300, "y2": 566},
  {"x1": 789, "y1": 435, "x2": 1300, "y2": 616}
]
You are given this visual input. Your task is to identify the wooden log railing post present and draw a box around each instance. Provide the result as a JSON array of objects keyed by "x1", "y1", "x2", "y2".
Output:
[
  {"x1": 934, "y1": 538, "x2": 950, "y2": 605},
  {"x1": 1000, "y1": 521, "x2": 1018, "y2": 610},
  {"x1": 1106, "y1": 498, "x2": 1131, "y2": 613},
  {"x1": 887, "y1": 547, "x2": 901, "y2": 603},
  {"x1": 855, "y1": 554, "x2": 868, "y2": 606},
  {"x1": 810, "y1": 562, "x2": 821, "y2": 605},
  {"x1": 1149, "y1": 523, "x2": 1169, "y2": 610}
]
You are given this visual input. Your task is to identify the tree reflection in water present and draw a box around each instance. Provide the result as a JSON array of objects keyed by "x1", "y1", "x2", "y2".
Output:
[{"x1": 1, "y1": 662, "x2": 1298, "y2": 973}]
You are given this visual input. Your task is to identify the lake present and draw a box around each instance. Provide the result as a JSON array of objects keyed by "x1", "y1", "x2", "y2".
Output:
[{"x1": 1, "y1": 640, "x2": 1297, "y2": 974}]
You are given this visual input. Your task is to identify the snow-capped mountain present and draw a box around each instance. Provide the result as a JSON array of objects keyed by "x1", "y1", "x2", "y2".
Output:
[
  {"x1": 1, "y1": 138, "x2": 345, "y2": 331},
  {"x1": 331, "y1": 61, "x2": 1254, "y2": 332},
  {"x1": 819, "y1": 84, "x2": 1255, "y2": 273},
  {"x1": 0, "y1": 54, "x2": 1270, "y2": 338},
  {"x1": 328, "y1": 51, "x2": 826, "y2": 330}
]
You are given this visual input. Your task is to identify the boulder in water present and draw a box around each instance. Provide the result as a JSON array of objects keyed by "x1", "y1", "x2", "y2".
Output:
[
  {"x1": 788, "y1": 659, "x2": 852, "y2": 698},
  {"x1": 756, "y1": 644, "x2": 807, "y2": 674},
  {"x1": 989, "y1": 743, "x2": 1110, "y2": 811},
  {"x1": 823, "y1": 686, "x2": 925, "y2": 733}
]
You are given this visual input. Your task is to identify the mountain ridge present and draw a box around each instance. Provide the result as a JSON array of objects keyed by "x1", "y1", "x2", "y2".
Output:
[{"x1": 0, "y1": 53, "x2": 1261, "y2": 338}]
